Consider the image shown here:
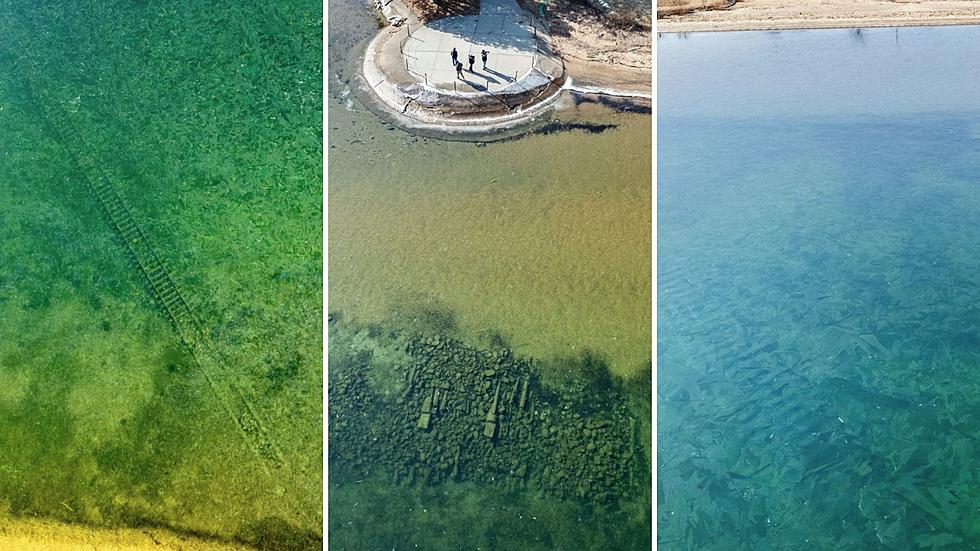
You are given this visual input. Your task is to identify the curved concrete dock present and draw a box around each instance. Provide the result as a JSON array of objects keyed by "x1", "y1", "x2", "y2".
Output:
[{"x1": 361, "y1": 0, "x2": 566, "y2": 132}]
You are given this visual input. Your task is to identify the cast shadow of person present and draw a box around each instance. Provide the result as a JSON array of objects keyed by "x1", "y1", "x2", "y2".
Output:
[{"x1": 482, "y1": 66, "x2": 515, "y2": 83}]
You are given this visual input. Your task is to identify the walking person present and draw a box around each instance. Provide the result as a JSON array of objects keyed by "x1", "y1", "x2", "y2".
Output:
[
  {"x1": 455, "y1": 60, "x2": 464, "y2": 80},
  {"x1": 481, "y1": 49, "x2": 488, "y2": 69},
  {"x1": 468, "y1": 54, "x2": 475, "y2": 72},
  {"x1": 451, "y1": 47, "x2": 458, "y2": 66}
]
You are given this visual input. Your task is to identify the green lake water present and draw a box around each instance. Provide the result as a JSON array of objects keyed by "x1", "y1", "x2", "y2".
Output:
[
  {"x1": 659, "y1": 27, "x2": 980, "y2": 549},
  {"x1": 328, "y1": 0, "x2": 651, "y2": 549},
  {"x1": 0, "y1": 1, "x2": 321, "y2": 548}
]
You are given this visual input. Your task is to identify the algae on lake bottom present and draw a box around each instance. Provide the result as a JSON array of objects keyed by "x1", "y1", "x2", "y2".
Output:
[
  {"x1": 328, "y1": 316, "x2": 652, "y2": 551},
  {"x1": 0, "y1": 0, "x2": 322, "y2": 547}
]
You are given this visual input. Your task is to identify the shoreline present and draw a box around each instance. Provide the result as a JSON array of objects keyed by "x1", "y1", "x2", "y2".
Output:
[
  {"x1": 362, "y1": 0, "x2": 568, "y2": 134},
  {"x1": 359, "y1": 0, "x2": 651, "y2": 136},
  {"x1": 660, "y1": 17, "x2": 980, "y2": 33},
  {"x1": 658, "y1": 0, "x2": 980, "y2": 33},
  {"x1": 543, "y1": 0, "x2": 652, "y2": 95},
  {"x1": 356, "y1": 25, "x2": 569, "y2": 140},
  {"x1": 0, "y1": 514, "x2": 251, "y2": 551}
]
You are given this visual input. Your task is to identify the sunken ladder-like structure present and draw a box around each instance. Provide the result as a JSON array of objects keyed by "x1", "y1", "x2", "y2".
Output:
[{"x1": 16, "y1": 53, "x2": 284, "y2": 474}]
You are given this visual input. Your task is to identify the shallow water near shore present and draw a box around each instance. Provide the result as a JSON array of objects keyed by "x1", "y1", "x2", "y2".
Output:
[
  {"x1": 660, "y1": 26, "x2": 980, "y2": 549},
  {"x1": 330, "y1": 1, "x2": 651, "y2": 379},
  {"x1": 328, "y1": 0, "x2": 651, "y2": 548},
  {"x1": 328, "y1": 102, "x2": 651, "y2": 377},
  {"x1": 0, "y1": 0, "x2": 321, "y2": 547}
]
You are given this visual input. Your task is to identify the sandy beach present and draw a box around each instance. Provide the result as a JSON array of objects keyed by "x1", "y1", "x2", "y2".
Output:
[
  {"x1": 542, "y1": 0, "x2": 652, "y2": 93},
  {"x1": 0, "y1": 514, "x2": 250, "y2": 551},
  {"x1": 659, "y1": 0, "x2": 980, "y2": 32}
]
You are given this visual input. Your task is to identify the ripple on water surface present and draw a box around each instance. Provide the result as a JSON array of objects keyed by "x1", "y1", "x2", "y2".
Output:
[{"x1": 660, "y1": 26, "x2": 980, "y2": 549}]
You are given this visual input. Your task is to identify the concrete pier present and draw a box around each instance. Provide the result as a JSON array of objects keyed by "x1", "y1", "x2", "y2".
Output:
[{"x1": 361, "y1": 0, "x2": 566, "y2": 131}]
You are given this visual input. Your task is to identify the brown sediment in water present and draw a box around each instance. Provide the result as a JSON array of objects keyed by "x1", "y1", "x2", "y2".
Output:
[
  {"x1": 659, "y1": 0, "x2": 980, "y2": 32},
  {"x1": 328, "y1": 102, "x2": 651, "y2": 377}
]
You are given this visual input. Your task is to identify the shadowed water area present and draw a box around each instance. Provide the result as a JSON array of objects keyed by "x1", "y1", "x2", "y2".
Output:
[
  {"x1": 0, "y1": 1, "x2": 321, "y2": 548},
  {"x1": 328, "y1": 0, "x2": 651, "y2": 548},
  {"x1": 659, "y1": 26, "x2": 980, "y2": 549}
]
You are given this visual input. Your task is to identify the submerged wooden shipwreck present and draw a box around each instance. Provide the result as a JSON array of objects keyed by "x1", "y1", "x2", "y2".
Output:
[{"x1": 329, "y1": 330, "x2": 643, "y2": 504}]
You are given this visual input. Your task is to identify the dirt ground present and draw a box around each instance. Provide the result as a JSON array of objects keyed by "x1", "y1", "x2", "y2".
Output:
[
  {"x1": 658, "y1": 0, "x2": 733, "y2": 18},
  {"x1": 401, "y1": 0, "x2": 480, "y2": 21},
  {"x1": 540, "y1": 0, "x2": 653, "y2": 92},
  {"x1": 659, "y1": 0, "x2": 980, "y2": 32}
]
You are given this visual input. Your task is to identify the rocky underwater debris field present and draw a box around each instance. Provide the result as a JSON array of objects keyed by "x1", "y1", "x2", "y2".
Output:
[{"x1": 329, "y1": 320, "x2": 644, "y2": 505}]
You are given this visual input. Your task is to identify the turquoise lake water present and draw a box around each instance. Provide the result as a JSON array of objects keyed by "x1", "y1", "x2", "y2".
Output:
[{"x1": 659, "y1": 26, "x2": 980, "y2": 549}]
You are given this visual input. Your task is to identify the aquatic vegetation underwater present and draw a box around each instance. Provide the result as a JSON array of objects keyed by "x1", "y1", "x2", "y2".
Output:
[
  {"x1": 0, "y1": 0, "x2": 321, "y2": 547},
  {"x1": 659, "y1": 112, "x2": 980, "y2": 548}
]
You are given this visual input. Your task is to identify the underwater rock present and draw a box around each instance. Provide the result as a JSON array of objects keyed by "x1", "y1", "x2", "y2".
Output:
[
  {"x1": 328, "y1": 330, "x2": 641, "y2": 505},
  {"x1": 417, "y1": 390, "x2": 434, "y2": 430},
  {"x1": 484, "y1": 382, "x2": 500, "y2": 440}
]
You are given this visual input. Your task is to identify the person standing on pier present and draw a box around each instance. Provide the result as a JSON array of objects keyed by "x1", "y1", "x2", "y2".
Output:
[
  {"x1": 481, "y1": 49, "x2": 489, "y2": 69},
  {"x1": 451, "y1": 47, "x2": 458, "y2": 66},
  {"x1": 468, "y1": 54, "x2": 475, "y2": 72},
  {"x1": 456, "y1": 60, "x2": 464, "y2": 80}
]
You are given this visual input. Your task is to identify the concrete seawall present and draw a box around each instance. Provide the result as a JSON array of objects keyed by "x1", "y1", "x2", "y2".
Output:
[{"x1": 358, "y1": 0, "x2": 568, "y2": 135}]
